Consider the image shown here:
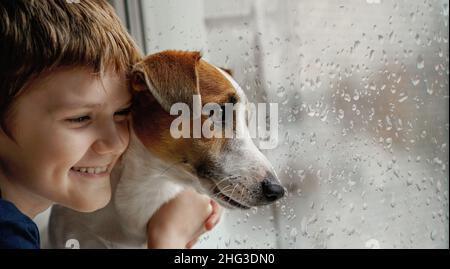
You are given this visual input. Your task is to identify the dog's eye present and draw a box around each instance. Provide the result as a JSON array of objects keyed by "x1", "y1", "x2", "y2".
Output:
[
  {"x1": 208, "y1": 105, "x2": 227, "y2": 123},
  {"x1": 229, "y1": 95, "x2": 238, "y2": 105},
  {"x1": 220, "y1": 105, "x2": 227, "y2": 122}
]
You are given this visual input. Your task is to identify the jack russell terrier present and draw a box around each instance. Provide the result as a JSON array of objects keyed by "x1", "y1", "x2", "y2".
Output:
[{"x1": 48, "y1": 50, "x2": 284, "y2": 248}]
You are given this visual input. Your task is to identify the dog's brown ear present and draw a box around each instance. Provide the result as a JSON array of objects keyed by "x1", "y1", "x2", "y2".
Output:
[{"x1": 131, "y1": 50, "x2": 202, "y2": 112}]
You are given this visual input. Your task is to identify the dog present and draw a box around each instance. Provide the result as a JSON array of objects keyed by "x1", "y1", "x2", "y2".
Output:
[{"x1": 48, "y1": 50, "x2": 284, "y2": 248}]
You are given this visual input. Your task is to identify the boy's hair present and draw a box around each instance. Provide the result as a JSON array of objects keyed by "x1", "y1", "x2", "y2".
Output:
[{"x1": 0, "y1": 0, "x2": 142, "y2": 137}]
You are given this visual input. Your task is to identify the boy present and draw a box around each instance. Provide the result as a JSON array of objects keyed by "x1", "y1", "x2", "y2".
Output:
[{"x1": 0, "y1": 0, "x2": 220, "y2": 249}]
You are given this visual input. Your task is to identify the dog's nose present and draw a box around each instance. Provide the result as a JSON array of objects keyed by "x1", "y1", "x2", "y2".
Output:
[{"x1": 262, "y1": 178, "x2": 285, "y2": 202}]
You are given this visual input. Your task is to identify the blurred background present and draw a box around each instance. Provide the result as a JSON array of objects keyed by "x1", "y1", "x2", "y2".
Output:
[{"x1": 36, "y1": 0, "x2": 449, "y2": 248}]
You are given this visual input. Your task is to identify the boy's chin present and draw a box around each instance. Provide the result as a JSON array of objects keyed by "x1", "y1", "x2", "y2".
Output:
[{"x1": 68, "y1": 192, "x2": 112, "y2": 213}]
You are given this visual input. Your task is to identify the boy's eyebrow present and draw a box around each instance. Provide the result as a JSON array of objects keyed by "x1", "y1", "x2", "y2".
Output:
[
  {"x1": 49, "y1": 99, "x2": 132, "y2": 112},
  {"x1": 50, "y1": 102, "x2": 102, "y2": 112}
]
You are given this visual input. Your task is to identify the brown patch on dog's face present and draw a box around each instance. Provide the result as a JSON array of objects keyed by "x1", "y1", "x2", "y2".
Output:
[
  {"x1": 197, "y1": 60, "x2": 239, "y2": 105},
  {"x1": 131, "y1": 54, "x2": 239, "y2": 172}
]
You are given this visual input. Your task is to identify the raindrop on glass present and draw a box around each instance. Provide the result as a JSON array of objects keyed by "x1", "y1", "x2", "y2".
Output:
[
  {"x1": 338, "y1": 109, "x2": 345, "y2": 119},
  {"x1": 417, "y1": 54, "x2": 425, "y2": 69},
  {"x1": 365, "y1": 239, "x2": 380, "y2": 249}
]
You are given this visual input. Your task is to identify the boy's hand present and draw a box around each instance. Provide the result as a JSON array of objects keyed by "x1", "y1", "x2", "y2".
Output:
[
  {"x1": 147, "y1": 188, "x2": 223, "y2": 249},
  {"x1": 186, "y1": 199, "x2": 222, "y2": 248}
]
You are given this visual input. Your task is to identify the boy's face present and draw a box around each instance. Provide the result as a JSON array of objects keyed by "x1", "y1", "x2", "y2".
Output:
[{"x1": 0, "y1": 68, "x2": 131, "y2": 212}]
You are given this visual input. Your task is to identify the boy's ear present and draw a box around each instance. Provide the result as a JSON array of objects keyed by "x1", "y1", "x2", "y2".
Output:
[{"x1": 131, "y1": 50, "x2": 202, "y2": 112}]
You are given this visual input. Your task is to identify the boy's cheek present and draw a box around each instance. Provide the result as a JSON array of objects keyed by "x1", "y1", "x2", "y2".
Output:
[{"x1": 118, "y1": 121, "x2": 131, "y2": 148}]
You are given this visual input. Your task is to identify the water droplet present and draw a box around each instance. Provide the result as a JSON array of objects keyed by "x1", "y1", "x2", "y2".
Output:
[
  {"x1": 315, "y1": 76, "x2": 322, "y2": 88},
  {"x1": 411, "y1": 75, "x2": 421, "y2": 86},
  {"x1": 320, "y1": 110, "x2": 328, "y2": 122},
  {"x1": 390, "y1": 197, "x2": 396, "y2": 208},
  {"x1": 251, "y1": 207, "x2": 258, "y2": 215},
  {"x1": 415, "y1": 33, "x2": 421, "y2": 45},
  {"x1": 398, "y1": 95, "x2": 408, "y2": 103},
  {"x1": 417, "y1": 55, "x2": 425, "y2": 69},
  {"x1": 300, "y1": 217, "x2": 308, "y2": 236},
  {"x1": 365, "y1": 239, "x2": 380, "y2": 249},
  {"x1": 310, "y1": 132, "x2": 317, "y2": 145},
  {"x1": 430, "y1": 230, "x2": 437, "y2": 241},
  {"x1": 276, "y1": 86, "x2": 286, "y2": 98},
  {"x1": 388, "y1": 31, "x2": 395, "y2": 43},
  {"x1": 406, "y1": 178, "x2": 413, "y2": 186},
  {"x1": 385, "y1": 137, "x2": 393, "y2": 146},
  {"x1": 369, "y1": 49, "x2": 375, "y2": 61},
  {"x1": 438, "y1": 47, "x2": 443, "y2": 57},
  {"x1": 290, "y1": 227, "x2": 298, "y2": 238},
  {"x1": 338, "y1": 109, "x2": 345, "y2": 119},
  {"x1": 443, "y1": 3, "x2": 449, "y2": 17},
  {"x1": 436, "y1": 180, "x2": 442, "y2": 193},
  {"x1": 347, "y1": 227, "x2": 356, "y2": 236},
  {"x1": 326, "y1": 228, "x2": 334, "y2": 238},
  {"x1": 335, "y1": 212, "x2": 341, "y2": 221},
  {"x1": 344, "y1": 94, "x2": 351, "y2": 102},
  {"x1": 420, "y1": 130, "x2": 427, "y2": 138},
  {"x1": 308, "y1": 214, "x2": 318, "y2": 224}
]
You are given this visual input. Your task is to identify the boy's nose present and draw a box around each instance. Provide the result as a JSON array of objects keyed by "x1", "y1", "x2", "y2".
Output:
[{"x1": 92, "y1": 121, "x2": 128, "y2": 155}]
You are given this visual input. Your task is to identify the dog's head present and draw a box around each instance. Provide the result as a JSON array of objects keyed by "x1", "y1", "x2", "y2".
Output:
[{"x1": 130, "y1": 50, "x2": 284, "y2": 209}]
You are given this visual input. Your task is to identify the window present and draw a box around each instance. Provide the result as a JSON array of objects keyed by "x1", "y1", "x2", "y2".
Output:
[{"x1": 115, "y1": 0, "x2": 449, "y2": 248}]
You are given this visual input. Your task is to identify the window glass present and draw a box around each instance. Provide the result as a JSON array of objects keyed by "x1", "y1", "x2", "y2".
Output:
[{"x1": 139, "y1": 0, "x2": 448, "y2": 248}]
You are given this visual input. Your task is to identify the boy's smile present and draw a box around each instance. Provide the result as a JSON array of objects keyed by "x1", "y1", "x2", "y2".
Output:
[
  {"x1": 0, "y1": 67, "x2": 131, "y2": 216},
  {"x1": 70, "y1": 165, "x2": 110, "y2": 175}
]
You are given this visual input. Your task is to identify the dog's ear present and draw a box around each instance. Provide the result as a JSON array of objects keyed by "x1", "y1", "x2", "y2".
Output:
[{"x1": 131, "y1": 50, "x2": 202, "y2": 112}]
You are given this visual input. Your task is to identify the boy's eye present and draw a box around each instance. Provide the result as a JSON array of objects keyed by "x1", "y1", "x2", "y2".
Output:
[
  {"x1": 114, "y1": 106, "x2": 132, "y2": 119},
  {"x1": 66, "y1": 115, "x2": 90, "y2": 123},
  {"x1": 64, "y1": 106, "x2": 131, "y2": 126}
]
